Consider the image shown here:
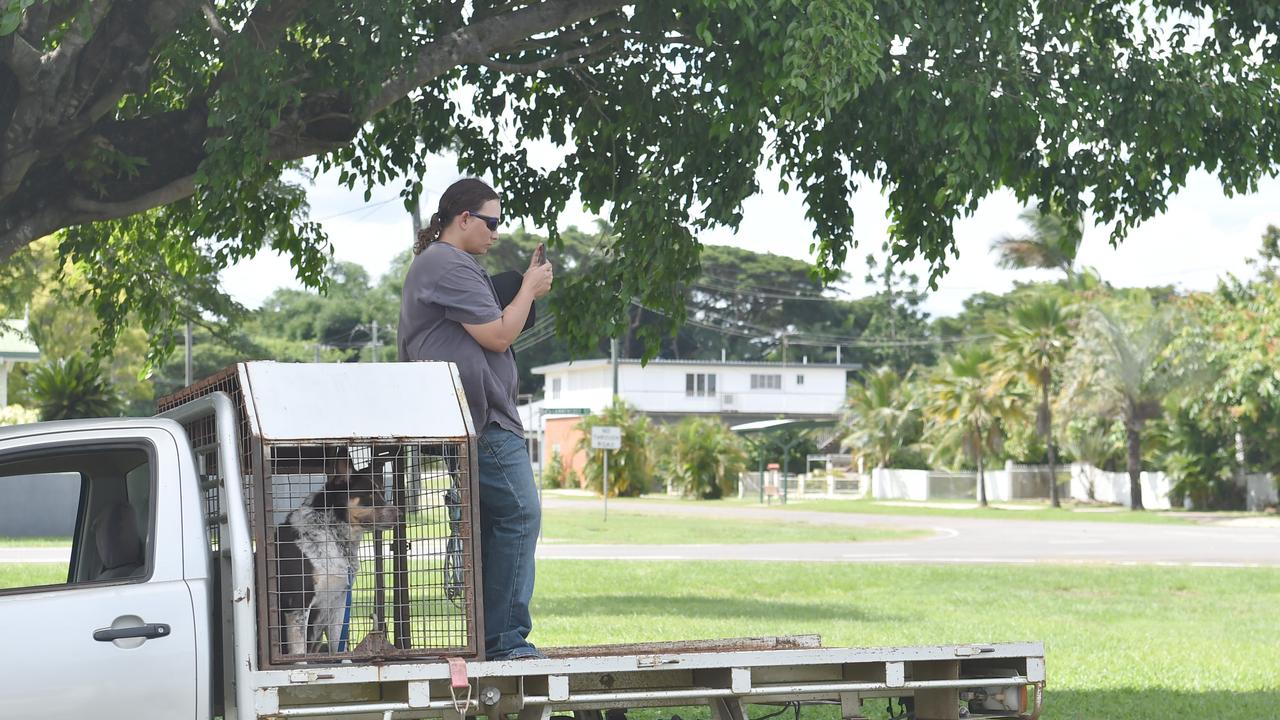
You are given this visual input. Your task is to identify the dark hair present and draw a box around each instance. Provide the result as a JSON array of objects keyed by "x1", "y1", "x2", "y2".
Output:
[{"x1": 414, "y1": 178, "x2": 500, "y2": 254}]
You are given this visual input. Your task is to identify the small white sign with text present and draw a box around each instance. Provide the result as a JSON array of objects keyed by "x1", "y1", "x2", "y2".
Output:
[{"x1": 591, "y1": 426, "x2": 622, "y2": 450}]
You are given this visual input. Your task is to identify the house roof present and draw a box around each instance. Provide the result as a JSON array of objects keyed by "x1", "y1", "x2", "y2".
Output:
[
  {"x1": 0, "y1": 319, "x2": 40, "y2": 361},
  {"x1": 531, "y1": 357, "x2": 860, "y2": 374},
  {"x1": 729, "y1": 418, "x2": 836, "y2": 434}
]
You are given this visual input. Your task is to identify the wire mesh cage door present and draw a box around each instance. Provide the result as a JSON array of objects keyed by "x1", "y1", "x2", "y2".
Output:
[{"x1": 261, "y1": 439, "x2": 482, "y2": 665}]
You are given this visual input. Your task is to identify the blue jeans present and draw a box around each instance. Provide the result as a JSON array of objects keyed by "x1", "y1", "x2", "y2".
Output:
[{"x1": 476, "y1": 423, "x2": 540, "y2": 659}]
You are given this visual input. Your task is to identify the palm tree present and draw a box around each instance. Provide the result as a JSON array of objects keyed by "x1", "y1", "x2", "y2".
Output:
[
  {"x1": 923, "y1": 348, "x2": 1023, "y2": 506},
  {"x1": 575, "y1": 398, "x2": 654, "y2": 497},
  {"x1": 991, "y1": 207, "x2": 1084, "y2": 282},
  {"x1": 840, "y1": 366, "x2": 920, "y2": 469},
  {"x1": 664, "y1": 417, "x2": 749, "y2": 499},
  {"x1": 994, "y1": 295, "x2": 1072, "y2": 507},
  {"x1": 1061, "y1": 300, "x2": 1177, "y2": 510},
  {"x1": 27, "y1": 354, "x2": 124, "y2": 420}
]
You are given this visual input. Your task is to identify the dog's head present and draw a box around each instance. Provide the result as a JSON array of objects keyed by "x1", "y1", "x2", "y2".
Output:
[{"x1": 321, "y1": 458, "x2": 399, "y2": 532}]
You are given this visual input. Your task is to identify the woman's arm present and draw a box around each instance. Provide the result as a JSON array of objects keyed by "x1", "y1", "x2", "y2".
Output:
[
  {"x1": 463, "y1": 286, "x2": 536, "y2": 353},
  {"x1": 463, "y1": 256, "x2": 553, "y2": 352}
]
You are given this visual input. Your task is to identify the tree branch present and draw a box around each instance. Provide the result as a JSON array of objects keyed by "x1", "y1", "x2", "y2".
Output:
[
  {"x1": 206, "y1": 0, "x2": 310, "y2": 95},
  {"x1": 19, "y1": 0, "x2": 82, "y2": 41},
  {"x1": 240, "y1": 0, "x2": 311, "y2": 54},
  {"x1": 67, "y1": 173, "x2": 197, "y2": 218},
  {"x1": 510, "y1": 14, "x2": 624, "y2": 51},
  {"x1": 480, "y1": 34, "x2": 623, "y2": 74},
  {"x1": 1, "y1": 0, "x2": 200, "y2": 198},
  {"x1": 42, "y1": 0, "x2": 115, "y2": 70},
  {"x1": 0, "y1": 0, "x2": 631, "y2": 257},
  {"x1": 200, "y1": 1, "x2": 228, "y2": 42},
  {"x1": 371, "y1": 0, "x2": 625, "y2": 116},
  {"x1": 4, "y1": 32, "x2": 42, "y2": 82}
]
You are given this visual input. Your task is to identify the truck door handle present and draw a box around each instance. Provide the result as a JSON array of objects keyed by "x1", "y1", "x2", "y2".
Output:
[{"x1": 94, "y1": 623, "x2": 171, "y2": 642}]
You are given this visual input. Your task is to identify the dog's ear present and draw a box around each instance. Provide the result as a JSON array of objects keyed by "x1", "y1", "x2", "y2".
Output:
[{"x1": 332, "y1": 455, "x2": 352, "y2": 480}]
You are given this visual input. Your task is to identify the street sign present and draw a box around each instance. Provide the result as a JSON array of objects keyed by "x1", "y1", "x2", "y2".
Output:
[
  {"x1": 591, "y1": 422, "x2": 622, "y2": 445},
  {"x1": 591, "y1": 425, "x2": 623, "y2": 522},
  {"x1": 544, "y1": 407, "x2": 591, "y2": 416},
  {"x1": 591, "y1": 426, "x2": 622, "y2": 450}
]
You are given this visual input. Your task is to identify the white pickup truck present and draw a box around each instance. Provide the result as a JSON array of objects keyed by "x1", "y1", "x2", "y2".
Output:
[{"x1": 0, "y1": 362, "x2": 1045, "y2": 720}]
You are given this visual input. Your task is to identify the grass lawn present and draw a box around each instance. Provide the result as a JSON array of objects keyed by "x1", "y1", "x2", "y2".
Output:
[
  {"x1": 2, "y1": 559, "x2": 1276, "y2": 719},
  {"x1": 0, "y1": 536, "x2": 71, "y2": 547},
  {"x1": 540, "y1": 506, "x2": 926, "y2": 544},
  {"x1": 0, "y1": 563, "x2": 64, "y2": 588},
  {"x1": 531, "y1": 561, "x2": 1279, "y2": 720}
]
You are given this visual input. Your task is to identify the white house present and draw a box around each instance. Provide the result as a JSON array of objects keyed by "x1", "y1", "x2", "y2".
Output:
[
  {"x1": 0, "y1": 318, "x2": 41, "y2": 407},
  {"x1": 534, "y1": 357, "x2": 854, "y2": 419},
  {"x1": 528, "y1": 357, "x2": 856, "y2": 477}
]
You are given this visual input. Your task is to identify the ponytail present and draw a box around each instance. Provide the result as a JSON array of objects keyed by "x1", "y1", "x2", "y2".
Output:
[
  {"x1": 412, "y1": 178, "x2": 500, "y2": 254},
  {"x1": 413, "y1": 212, "x2": 444, "y2": 255}
]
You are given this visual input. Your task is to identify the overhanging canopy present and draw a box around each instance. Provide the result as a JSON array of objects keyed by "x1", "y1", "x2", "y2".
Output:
[{"x1": 730, "y1": 418, "x2": 835, "y2": 435}]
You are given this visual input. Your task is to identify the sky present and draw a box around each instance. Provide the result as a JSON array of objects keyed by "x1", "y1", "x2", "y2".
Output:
[{"x1": 220, "y1": 151, "x2": 1278, "y2": 320}]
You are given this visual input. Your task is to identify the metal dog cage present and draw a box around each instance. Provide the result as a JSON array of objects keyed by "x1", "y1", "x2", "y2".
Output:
[{"x1": 157, "y1": 361, "x2": 484, "y2": 666}]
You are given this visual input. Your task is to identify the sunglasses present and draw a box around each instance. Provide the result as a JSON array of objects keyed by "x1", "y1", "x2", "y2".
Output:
[{"x1": 469, "y1": 212, "x2": 501, "y2": 232}]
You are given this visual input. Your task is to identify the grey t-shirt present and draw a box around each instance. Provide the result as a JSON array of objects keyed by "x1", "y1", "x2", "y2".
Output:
[{"x1": 397, "y1": 241, "x2": 524, "y2": 438}]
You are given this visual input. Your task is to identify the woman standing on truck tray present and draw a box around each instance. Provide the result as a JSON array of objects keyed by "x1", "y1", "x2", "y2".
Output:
[{"x1": 397, "y1": 178, "x2": 553, "y2": 661}]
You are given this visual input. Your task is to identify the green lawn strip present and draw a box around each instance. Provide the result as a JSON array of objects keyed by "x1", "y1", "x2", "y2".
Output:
[
  {"x1": 0, "y1": 536, "x2": 72, "y2": 547},
  {"x1": 531, "y1": 561, "x2": 1279, "y2": 720},
  {"x1": 540, "y1": 507, "x2": 926, "y2": 545},
  {"x1": 0, "y1": 563, "x2": 65, "y2": 589}
]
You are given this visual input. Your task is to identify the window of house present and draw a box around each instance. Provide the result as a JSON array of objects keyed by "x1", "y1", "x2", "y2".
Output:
[
  {"x1": 0, "y1": 446, "x2": 153, "y2": 593},
  {"x1": 551, "y1": 378, "x2": 561, "y2": 400},
  {"x1": 796, "y1": 374, "x2": 805, "y2": 386},
  {"x1": 685, "y1": 373, "x2": 717, "y2": 397},
  {"x1": 751, "y1": 373, "x2": 782, "y2": 390}
]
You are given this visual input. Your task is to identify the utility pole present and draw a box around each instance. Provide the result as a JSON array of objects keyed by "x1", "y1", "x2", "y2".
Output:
[
  {"x1": 184, "y1": 321, "x2": 193, "y2": 386},
  {"x1": 610, "y1": 337, "x2": 619, "y2": 400},
  {"x1": 369, "y1": 320, "x2": 380, "y2": 363}
]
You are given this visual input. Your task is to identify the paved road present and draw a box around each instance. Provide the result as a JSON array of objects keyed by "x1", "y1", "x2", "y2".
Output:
[
  {"x1": 5, "y1": 499, "x2": 1277, "y2": 567},
  {"x1": 534, "y1": 498, "x2": 1280, "y2": 567}
]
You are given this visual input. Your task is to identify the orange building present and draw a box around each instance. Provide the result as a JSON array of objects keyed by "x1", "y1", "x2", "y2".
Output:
[{"x1": 542, "y1": 415, "x2": 589, "y2": 486}]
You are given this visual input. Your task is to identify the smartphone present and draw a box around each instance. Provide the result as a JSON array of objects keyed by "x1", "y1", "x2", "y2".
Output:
[{"x1": 533, "y1": 243, "x2": 547, "y2": 266}]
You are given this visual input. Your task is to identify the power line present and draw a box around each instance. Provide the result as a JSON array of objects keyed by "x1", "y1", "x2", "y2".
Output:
[
  {"x1": 314, "y1": 196, "x2": 400, "y2": 222},
  {"x1": 699, "y1": 273, "x2": 846, "y2": 299},
  {"x1": 649, "y1": 300, "x2": 993, "y2": 349},
  {"x1": 690, "y1": 281, "x2": 851, "y2": 303},
  {"x1": 512, "y1": 314, "x2": 559, "y2": 352}
]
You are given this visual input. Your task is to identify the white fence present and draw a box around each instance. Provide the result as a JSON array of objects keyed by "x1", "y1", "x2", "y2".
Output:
[
  {"x1": 738, "y1": 468, "x2": 867, "y2": 499},
  {"x1": 731, "y1": 461, "x2": 1277, "y2": 510},
  {"x1": 867, "y1": 462, "x2": 1278, "y2": 511},
  {"x1": 1068, "y1": 463, "x2": 1173, "y2": 509},
  {"x1": 869, "y1": 462, "x2": 1071, "y2": 504},
  {"x1": 1245, "y1": 473, "x2": 1279, "y2": 512}
]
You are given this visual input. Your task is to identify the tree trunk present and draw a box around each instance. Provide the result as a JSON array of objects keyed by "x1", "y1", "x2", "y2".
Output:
[
  {"x1": 976, "y1": 431, "x2": 988, "y2": 507},
  {"x1": 1043, "y1": 381, "x2": 1060, "y2": 508},
  {"x1": 1125, "y1": 420, "x2": 1144, "y2": 511}
]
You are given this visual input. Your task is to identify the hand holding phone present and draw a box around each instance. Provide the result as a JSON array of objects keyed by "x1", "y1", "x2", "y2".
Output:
[{"x1": 532, "y1": 243, "x2": 547, "y2": 266}]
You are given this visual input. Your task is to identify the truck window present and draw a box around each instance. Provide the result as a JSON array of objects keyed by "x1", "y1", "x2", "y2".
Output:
[{"x1": 0, "y1": 447, "x2": 152, "y2": 592}]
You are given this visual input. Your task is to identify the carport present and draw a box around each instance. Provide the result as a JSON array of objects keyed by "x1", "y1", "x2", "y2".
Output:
[{"x1": 730, "y1": 418, "x2": 836, "y2": 504}]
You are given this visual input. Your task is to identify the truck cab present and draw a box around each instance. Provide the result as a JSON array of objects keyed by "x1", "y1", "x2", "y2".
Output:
[{"x1": 0, "y1": 418, "x2": 213, "y2": 720}]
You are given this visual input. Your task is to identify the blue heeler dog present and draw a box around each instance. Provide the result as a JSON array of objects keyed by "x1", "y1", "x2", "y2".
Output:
[{"x1": 275, "y1": 458, "x2": 398, "y2": 656}]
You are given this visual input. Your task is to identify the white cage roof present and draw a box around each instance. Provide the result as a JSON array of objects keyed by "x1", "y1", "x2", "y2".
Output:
[{"x1": 235, "y1": 361, "x2": 473, "y2": 441}]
